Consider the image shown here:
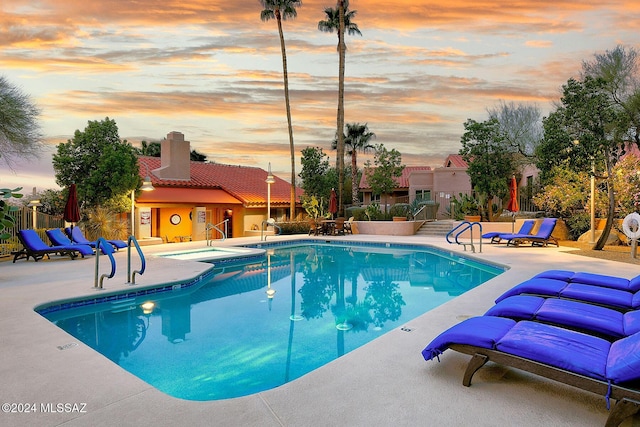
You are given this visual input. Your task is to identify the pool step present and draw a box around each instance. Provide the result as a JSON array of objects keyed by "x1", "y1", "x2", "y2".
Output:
[
  {"x1": 110, "y1": 298, "x2": 137, "y2": 313},
  {"x1": 416, "y1": 220, "x2": 454, "y2": 236}
]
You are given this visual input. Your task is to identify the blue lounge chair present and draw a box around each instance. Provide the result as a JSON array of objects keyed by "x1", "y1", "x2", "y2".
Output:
[
  {"x1": 13, "y1": 229, "x2": 93, "y2": 263},
  {"x1": 533, "y1": 269, "x2": 640, "y2": 292},
  {"x1": 494, "y1": 277, "x2": 640, "y2": 311},
  {"x1": 65, "y1": 226, "x2": 127, "y2": 251},
  {"x1": 499, "y1": 218, "x2": 558, "y2": 247},
  {"x1": 422, "y1": 316, "x2": 640, "y2": 426},
  {"x1": 485, "y1": 295, "x2": 640, "y2": 339},
  {"x1": 482, "y1": 220, "x2": 535, "y2": 244}
]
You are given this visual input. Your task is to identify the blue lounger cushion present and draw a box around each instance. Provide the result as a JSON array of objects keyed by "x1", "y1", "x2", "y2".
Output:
[
  {"x1": 485, "y1": 295, "x2": 640, "y2": 338},
  {"x1": 495, "y1": 278, "x2": 568, "y2": 303},
  {"x1": 423, "y1": 317, "x2": 640, "y2": 384},
  {"x1": 422, "y1": 316, "x2": 516, "y2": 361},
  {"x1": 423, "y1": 318, "x2": 611, "y2": 380},
  {"x1": 535, "y1": 270, "x2": 640, "y2": 293},
  {"x1": 495, "y1": 277, "x2": 640, "y2": 310},
  {"x1": 482, "y1": 220, "x2": 535, "y2": 243},
  {"x1": 495, "y1": 321, "x2": 610, "y2": 380},
  {"x1": 608, "y1": 333, "x2": 640, "y2": 383},
  {"x1": 66, "y1": 227, "x2": 127, "y2": 250}
]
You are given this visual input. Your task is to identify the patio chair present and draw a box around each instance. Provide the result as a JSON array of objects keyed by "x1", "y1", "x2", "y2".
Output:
[
  {"x1": 482, "y1": 220, "x2": 535, "y2": 244},
  {"x1": 344, "y1": 217, "x2": 354, "y2": 234},
  {"x1": 334, "y1": 217, "x2": 346, "y2": 236},
  {"x1": 499, "y1": 218, "x2": 559, "y2": 247},
  {"x1": 65, "y1": 226, "x2": 127, "y2": 251},
  {"x1": 13, "y1": 229, "x2": 93, "y2": 263},
  {"x1": 308, "y1": 219, "x2": 322, "y2": 236},
  {"x1": 422, "y1": 315, "x2": 640, "y2": 427}
]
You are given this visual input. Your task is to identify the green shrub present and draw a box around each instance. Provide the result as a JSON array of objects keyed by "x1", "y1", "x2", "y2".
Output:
[
  {"x1": 275, "y1": 221, "x2": 310, "y2": 235},
  {"x1": 564, "y1": 212, "x2": 590, "y2": 240},
  {"x1": 389, "y1": 203, "x2": 411, "y2": 219}
]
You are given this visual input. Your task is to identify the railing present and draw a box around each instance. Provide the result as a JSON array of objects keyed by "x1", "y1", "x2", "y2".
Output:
[
  {"x1": 94, "y1": 238, "x2": 116, "y2": 289},
  {"x1": 127, "y1": 236, "x2": 146, "y2": 285},
  {"x1": 1, "y1": 208, "x2": 64, "y2": 257},
  {"x1": 446, "y1": 221, "x2": 483, "y2": 253},
  {"x1": 261, "y1": 219, "x2": 282, "y2": 241},
  {"x1": 205, "y1": 220, "x2": 228, "y2": 246}
]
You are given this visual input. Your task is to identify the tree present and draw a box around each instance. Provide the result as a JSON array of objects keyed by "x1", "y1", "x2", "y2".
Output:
[
  {"x1": 0, "y1": 76, "x2": 43, "y2": 169},
  {"x1": 582, "y1": 45, "x2": 640, "y2": 145},
  {"x1": 260, "y1": 0, "x2": 301, "y2": 220},
  {"x1": 539, "y1": 76, "x2": 625, "y2": 250},
  {"x1": 52, "y1": 117, "x2": 140, "y2": 212},
  {"x1": 459, "y1": 118, "x2": 516, "y2": 221},
  {"x1": 487, "y1": 100, "x2": 543, "y2": 161},
  {"x1": 363, "y1": 144, "x2": 404, "y2": 213},
  {"x1": 135, "y1": 140, "x2": 207, "y2": 161},
  {"x1": 332, "y1": 123, "x2": 375, "y2": 205},
  {"x1": 299, "y1": 146, "x2": 331, "y2": 198},
  {"x1": 319, "y1": 0, "x2": 362, "y2": 216},
  {"x1": 136, "y1": 140, "x2": 161, "y2": 157}
]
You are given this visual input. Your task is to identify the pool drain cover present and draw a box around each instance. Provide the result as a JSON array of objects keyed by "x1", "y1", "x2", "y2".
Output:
[{"x1": 57, "y1": 342, "x2": 78, "y2": 351}]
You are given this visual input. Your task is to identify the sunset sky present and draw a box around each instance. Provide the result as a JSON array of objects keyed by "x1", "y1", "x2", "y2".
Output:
[{"x1": 1, "y1": 1, "x2": 639, "y2": 192}]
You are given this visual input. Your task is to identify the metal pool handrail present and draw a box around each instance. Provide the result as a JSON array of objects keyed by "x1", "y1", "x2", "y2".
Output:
[
  {"x1": 261, "y1": 219, "x2": 282, "y2": 241},
  {"x1": 127, "y1": 236, "x2": 146, "y2": 284},
  {"x1": 206, "y1": 220, "x2": 228, "y2": 246},
  {"x1": 94, "y1": 238, "x2": 116, "y2": 289},
  {"x1": 446, "y1": 221, "x2": 483, "y2": 253}
]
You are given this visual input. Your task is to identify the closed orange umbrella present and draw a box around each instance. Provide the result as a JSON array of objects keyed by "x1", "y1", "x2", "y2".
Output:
[{"x1": 506, "y1": 176, "x2": 519, "y2": 232}]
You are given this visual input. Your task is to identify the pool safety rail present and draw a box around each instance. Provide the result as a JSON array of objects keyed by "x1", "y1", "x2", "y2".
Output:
[
  {"x1": 261, "y1": 219, "x2": 282, "y2": 241},
  {"x1": 206, "y1": 220, "x2": 228, "y2": 246},
  {"x1": 446, "y1": 221, "x2": 483, "y2": 253},
  {"x1": 94, "y1": 238, "x2": 116, "y2": 289},
  {"x1": 127, "y1": 236, "x2": 146, "y2": 285}
]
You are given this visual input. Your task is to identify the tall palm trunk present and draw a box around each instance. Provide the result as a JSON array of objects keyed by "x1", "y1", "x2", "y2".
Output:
[
  {"x1": 276, "y1": 11, "x2": 297, "y2": 220},
  {"x1": 336, "y1": 1, "x2": 346, "y2": 217},
  {"x1": 351, "y1": 150, "x2": 358, "y2": 204}
]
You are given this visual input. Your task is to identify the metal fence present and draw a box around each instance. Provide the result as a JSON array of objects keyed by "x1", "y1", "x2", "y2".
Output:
[{"x1": 1, "y1": 207, "x2": 64, "y2": 257}]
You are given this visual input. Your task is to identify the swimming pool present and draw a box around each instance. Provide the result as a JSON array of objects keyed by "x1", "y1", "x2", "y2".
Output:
[{"x1": 38, "y1": 241, "x2": 504, "y2": 401}]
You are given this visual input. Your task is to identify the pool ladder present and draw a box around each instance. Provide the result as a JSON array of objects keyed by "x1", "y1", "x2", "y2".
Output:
[
  {"x1": 446, "y1": 221, "x2": 483, "y2": 253},
  {"x1": 261, "y1": 219, "x2": 282, "y2": 241},
  {"x1": 94, "y1": 236, "x2": 147, "y2": 289},
  {"x1": 127, "y1": 236, "x2": 146, "y2": 284},
  {"x1": 94, "y1": 238, "x2": 116, "y2": 289},
  {"x1": 206, "y1": 220, "x2": 228, "y2": 246}
]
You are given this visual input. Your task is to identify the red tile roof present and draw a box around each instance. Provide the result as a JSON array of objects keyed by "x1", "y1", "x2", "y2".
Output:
[
  {"x1": 444, "y1": 154, "x2": 467, "y2": 168},
  {"x1": 138, "y1": 157, "x2": 302, "y2": 207},
  {"x1": 359, "y1": 166, "x2": 432, "y2": 189}
]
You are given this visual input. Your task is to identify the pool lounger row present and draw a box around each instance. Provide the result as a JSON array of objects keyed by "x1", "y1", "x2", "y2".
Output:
[{"x1": 422, "y1": 270, "x2": 640, "y2": 427}]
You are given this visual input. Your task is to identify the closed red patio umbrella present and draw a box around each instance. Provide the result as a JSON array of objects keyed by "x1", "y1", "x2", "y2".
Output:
[
  {"x1": 506, "y1": 176, "x2": 519, "y2": 232},
  {"x1": 64, "y1": 184, "x2": 81, "y2": 230},
  {"x1": 329, "y1": 188, "x2": 338, "y2": 219}
]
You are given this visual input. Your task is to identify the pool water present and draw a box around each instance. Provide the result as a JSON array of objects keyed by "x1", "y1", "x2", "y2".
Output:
[{"x1": 40, "y1": 242, "x2": 504, "y2": 401}]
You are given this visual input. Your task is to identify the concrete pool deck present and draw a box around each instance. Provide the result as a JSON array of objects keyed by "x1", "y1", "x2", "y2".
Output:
[{"x1": 1, "y1": 234, "x2": 639, "y2": 426}]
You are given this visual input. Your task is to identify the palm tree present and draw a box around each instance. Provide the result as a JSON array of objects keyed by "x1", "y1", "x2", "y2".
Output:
[
  {"x1": 260, "y1": 0, "x2": 301, "y2": 220},
  {"x1": 318, "y1": 0, "x2": 361, "y2": 216},
  {"x1": 333, "y1": 123, "x2": 376, "y2": 204}
]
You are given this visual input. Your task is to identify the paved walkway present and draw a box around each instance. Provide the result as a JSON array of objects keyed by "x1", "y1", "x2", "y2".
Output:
[{"x1": 1, "y1": 234, "x2": 638, "y2": 427}]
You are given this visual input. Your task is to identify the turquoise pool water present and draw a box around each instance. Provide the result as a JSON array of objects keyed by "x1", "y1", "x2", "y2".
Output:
[{"x1": 39, "y1": 242, "x2": 504, "y2": 401}]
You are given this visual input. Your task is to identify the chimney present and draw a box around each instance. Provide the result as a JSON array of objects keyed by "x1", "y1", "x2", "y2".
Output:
[{"x1": 153, "y1": 131, "x2": 191, "y2": 180}]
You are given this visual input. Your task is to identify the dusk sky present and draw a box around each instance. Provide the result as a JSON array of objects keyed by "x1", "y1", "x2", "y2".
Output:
[{"x1": 1, "y1": 1, "x2": 639, "y2": 192}]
